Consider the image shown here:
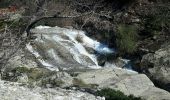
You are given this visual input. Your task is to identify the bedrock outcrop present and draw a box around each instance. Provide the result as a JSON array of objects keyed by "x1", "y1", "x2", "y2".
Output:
[{"x1": 141, "y1": 42, "x2": 170, "y2": 92}]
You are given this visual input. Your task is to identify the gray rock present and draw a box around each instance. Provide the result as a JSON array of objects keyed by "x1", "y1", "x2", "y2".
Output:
[
  {"x1": 76, "y1": 67, "x2": 170, "y2": 100},
  {"x1": 39, "y1": 71, "x2": 73, "y2": 88},
  {"x1": 6, "y1": 49, "x2": 38, "y2": 69},
  {"x1": 111, "y1": 74, "x2": 154, "y2": 96},
  {"x1": 141, "y1": 43, "x2": 170, "y2": 91},
  {"x1": 77, "y1": 67, "x2": 137, "y2": 86},
  {"x1": 17, "y1": 73, "x2": 29, "y2": 83},
  {"x1": 9, "y1": 14, "x2": 22, "y2": 21},
  {"x1": 141, "y1": 87, "x2": 170, "y2": 100},
  {"x1": 0, "y1": 79, "x2": 103, "y2": 100},
  {"x1": 113, "y1": 57, "x2": 131, "y2": 68}
]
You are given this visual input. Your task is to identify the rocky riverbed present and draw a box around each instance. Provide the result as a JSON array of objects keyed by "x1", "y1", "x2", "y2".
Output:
[
  {"x1": 1, "y1": 26, "x2": 170, "y2": 100},
  {"x1": 0, "y1": 0, "x2": 170, "y2": 100}
]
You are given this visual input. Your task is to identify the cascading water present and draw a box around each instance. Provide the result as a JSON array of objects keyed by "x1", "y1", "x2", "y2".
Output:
[
  {"x1": 26, "y1": 26, "x2": 114, "y2": 71},
  {"x1": 26, "y1": 26, "x2": 134, "y2": 72}
]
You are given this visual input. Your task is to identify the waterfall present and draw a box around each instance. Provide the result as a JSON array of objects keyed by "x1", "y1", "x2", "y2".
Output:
[{"x1": 26, "y1": 26, "x2": 115, "y2": 71}]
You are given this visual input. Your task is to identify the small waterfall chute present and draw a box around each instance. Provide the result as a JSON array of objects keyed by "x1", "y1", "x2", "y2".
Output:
[{"x1": 27, "y1": 26, "x2": 115, "y2": 71}]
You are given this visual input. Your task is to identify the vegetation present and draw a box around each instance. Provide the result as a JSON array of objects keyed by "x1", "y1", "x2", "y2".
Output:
[
  {"x1": 1, "y1": 67, "x2": 65, "y2": 87},
  {"x1": 2, "y1": 67, "x2": 48, "y2": 81},
  {"x1": 141, "y1": 3, "x2": 170, "y2": 37},
  {"x1": 13, "y1": 67, "x2": 49, "y2": 80},
  {"x1": 0, "y1": 0, "x2": 12, "y2": 8},
  {"x1": 73, "y1": 78, "x2": 98, "y2": 88},
  {"x1": 115, "y1": 24, "x2": 138, "y2": 54},
  {"x1": 96, "y1": 88, "x2": 142, "y2": 100},
  {"x1": 0, "y1": 0, "x2": 169, "y2": 94},
  {"x1": 0, "y1": 19, "x2": 26, "y2": 70},
  {"x1": 40, "y1": 78, "x2": 64, "y2": 87}
]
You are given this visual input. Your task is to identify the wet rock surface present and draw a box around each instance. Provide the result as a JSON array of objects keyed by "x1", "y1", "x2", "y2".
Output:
[{"x1": 28, "y1": 26, "x2": 101, "y2": 71}]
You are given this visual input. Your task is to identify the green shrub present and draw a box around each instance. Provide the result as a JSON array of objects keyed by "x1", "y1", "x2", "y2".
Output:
[
  {"x1": 2, "y1": 67, "x2": 65, "y2": 87},
  {"x1": 116, "y1": 24, "x2": 138, "y2": 54},
  {"x1": 40, "y1": 78, "x2": 64, "y2": 87},
  {"x1": 13, "y1": 67, "x2": 30, "y2": 73},
  {"x1": 2, "y1": 67, "x2": 54, "y2": 81},
  {"x1": 8, "y1": 67, "x2": 49, "y2": 81},
  {"x1": 72, "y1": 78, "x2": 98, "y2": 88},
  {"x1": 96, "y1": 88, "x2": 142, "y2": 100}
]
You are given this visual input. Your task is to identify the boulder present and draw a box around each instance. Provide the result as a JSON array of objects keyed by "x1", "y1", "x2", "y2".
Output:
[
  {"x1": 76, "y1": 67, "x2": 170, "y2": 100},
  {"x1": 141, "y1": 43, "x2": 170, "y2": 91},
  {"x1": 1, "y1": 66, "x2": 73, "y2": 88}
]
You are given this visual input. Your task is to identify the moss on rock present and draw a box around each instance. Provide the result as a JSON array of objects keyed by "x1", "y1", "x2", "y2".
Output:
[
  {"x1": 96, "y1": 88, "x2": 142, "y2": 100},
  {"x1": 72, "y1": 78, "x2": 98, "y2": 89}
]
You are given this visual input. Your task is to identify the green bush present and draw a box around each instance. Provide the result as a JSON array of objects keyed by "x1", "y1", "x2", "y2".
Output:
[
  {"x1": 72, "y1": 78, "x2": 98, "y2": 88},
  {"x1": 96, "y1": 88, "x2": 142, "y2": 100},
  {"x1": 116, "y1": 24, "x2": 138, "y2": 54},
  {"x1": 9, "y1": 67, "x2": 51, "y2": 81},
  {"x1": 2, "y1": 67, "x2": 65, "y2": 87}
]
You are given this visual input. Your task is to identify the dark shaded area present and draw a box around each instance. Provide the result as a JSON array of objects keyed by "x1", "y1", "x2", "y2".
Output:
[{"x1": 151, "y1": 78, "x2": 170, "y2": 92}]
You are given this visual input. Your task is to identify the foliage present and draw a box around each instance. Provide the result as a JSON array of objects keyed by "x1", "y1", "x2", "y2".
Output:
[
  {"x1": 2, "y1": 67, "x2": 49, "y2": 81},
  {"x1": 0, "y1": 19, "x2": 25, "y2": 70},
  {"x1": 40, "y1": 78, "x2": 64, "y2": 87},
  {"x1": 115, "y1": 24, "x2": 138, "y2": 54},
  {"x1": 2, "y1": 67, "x2": 68, "y2": 87},
  {"x1": 96, "y1": 88, "x2": 142, "y2": 100},
  {"x1": 0, "y1": 0, "x2": 12, "y2": 8},
  {"x1": 12, "y1": 67, "x2": 48, "y2": 81},
  {"x1": 72, "y1": 78, "x2": 98, "y2": 88},
  {"x1": 140, "y1": 3, "x2": 170, "y2": 36},
  {"x1": 0, "y1": 20, "x2": 16, "y2": 30}
]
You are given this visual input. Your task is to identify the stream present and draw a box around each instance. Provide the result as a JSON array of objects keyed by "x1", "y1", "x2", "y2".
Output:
[{"x1": 26, "y1": 26, "x2": 135, "y2": 72}]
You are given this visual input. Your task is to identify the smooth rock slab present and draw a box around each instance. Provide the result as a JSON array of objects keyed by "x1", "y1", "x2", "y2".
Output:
[
  {"x1": 77, "y1": 67, "x2": 170, "y2": 100},
  {"x1": 141, "y1": 87, "x2": 170, "y2": 100},
  {"x1": 0, "y1": 80, "x2": 104, "y2": 100}
]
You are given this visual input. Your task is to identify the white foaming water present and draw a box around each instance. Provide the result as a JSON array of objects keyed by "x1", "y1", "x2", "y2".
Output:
[
  {"x1": 35, "y1": 26, "x2": 114, "y2": 54},
  {"x1": 26, "y1": 26, "x2": 141, "y2": 72},
  {"x1": 26, "y1": 26, "x2": 137, "y2": 73},
  {"x1": 27, "y1": 26, "x2": 117, "y2": 71}
]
